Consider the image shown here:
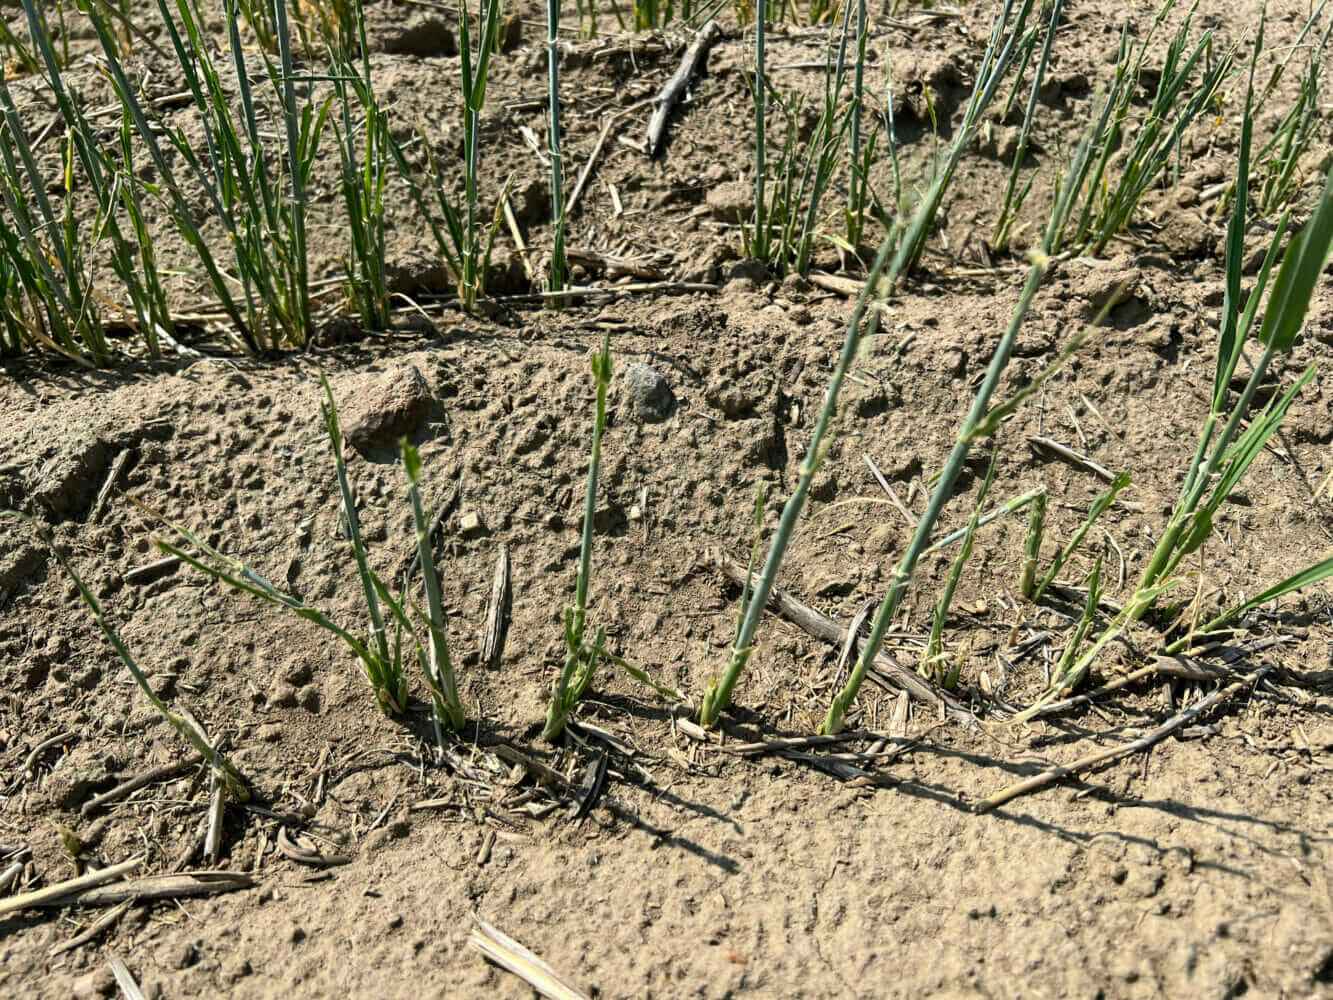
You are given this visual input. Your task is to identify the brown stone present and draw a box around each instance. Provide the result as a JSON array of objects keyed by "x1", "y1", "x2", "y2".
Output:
[{"x1": 339, "y1": 366, "x2": 433, "y2": 454}]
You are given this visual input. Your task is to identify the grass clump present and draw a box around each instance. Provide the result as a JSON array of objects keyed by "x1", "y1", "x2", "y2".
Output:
[
  {"x1": 1046, "y1": 0, "x2": 1230, "y2": 256},
  {"x1": 153, "y1": 376, "x2": 468, "y2": 735},
  {"x1": 330, "y1": 12, "x2": 391, "y2": 331},
  {"x1": 1018, "y1": 68, "x2": 1333, "y2": 718},
  {"x1": 700, "y1": 0, "x2": 1038, "y2": 729},
  {"x1": 87, "y1": 0, "x2": 328, "y2": 353}
]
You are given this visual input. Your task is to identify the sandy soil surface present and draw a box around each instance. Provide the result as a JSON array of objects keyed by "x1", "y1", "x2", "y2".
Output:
[{"x1": 2, "y1": 0, "x2": 1332, "y2": 996}]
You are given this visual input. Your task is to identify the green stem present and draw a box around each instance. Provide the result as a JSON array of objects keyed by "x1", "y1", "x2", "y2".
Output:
[{"x1": 823, "y1": 257, "x2": 1048, "y2": 734}]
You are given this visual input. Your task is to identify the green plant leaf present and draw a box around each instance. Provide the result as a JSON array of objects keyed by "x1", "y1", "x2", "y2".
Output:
[{"x1": 1256, "y1": 164, "x2": 1333, "y2": 351}]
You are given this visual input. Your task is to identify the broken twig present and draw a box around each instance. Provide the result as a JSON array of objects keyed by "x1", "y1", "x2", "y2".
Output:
[
  {"x1": 977, "y1": 662, "x2": 1275, "y2": 812},
  {"x1": 646, "y1": 20, "x2": 723, "y2": 157}
]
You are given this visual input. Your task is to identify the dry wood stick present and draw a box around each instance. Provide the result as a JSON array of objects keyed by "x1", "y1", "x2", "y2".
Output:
[
  {"x1": 704, "y1": 550, "x2": 972, "y2": 723},
  {"x1": 716, "y1": 731, "x2": 885, "y2": 755},
  {"x1": 89, "y1": 450, "x2": 132, "y2": 525},
  {"x1": 82, "y1": 754, "x2": 204, "y2": 817},
  {"x1": 108, "y1": 955, "x2": 147, "y2": 1000},
  {"x1": 491, "y1": 280, "x2": 718, "y2": 304},
  {"x1": 37, "y1": 871, "x2": 255, "y2": 908},
  {"x1": 122, "y1": 555, "x2": 181, "y2": 586},
  {"x1": 862, "y1": 453, "x2": 916, "y2": 526},
  {"x1": 646, "y1": 20, "x2": 723, "y2": 157},
  {"x1": 565, "y1": 248, "x2": 667, "y2": 281},
  {"x1": 976, "y1": 662, "x2": 1274, "y2": 813},
  {"x1": 50, "y1": 900, "x2": 133, "y2": 956},
  {"x1": 807, "y1": 271, "x2": 866, "y2": 297},
  {"x1": 471, "y1": 916, "x2": 592, "y2": 1000},
  {"x1": 204, "y1": 772, "x2": 225, "y2": 865},
  {"x1": 24, "y1": 731, "x2": 75, "y2": 775},
  {"x1": 566, "y1": 117, "x2": 616, "y2": 217},
  {"x1": 1020, "y1": 655, "x2": 1233, "y2": 721},
  {"x1": 1027, "y1": 435, "x2": 1115, "y2": 483},
  {"x1": 0, "y1": 856, "x2": 144, "y2": 917},
  {"x1": 481, "y1": 545, "x2": 512, "y2": 669}
]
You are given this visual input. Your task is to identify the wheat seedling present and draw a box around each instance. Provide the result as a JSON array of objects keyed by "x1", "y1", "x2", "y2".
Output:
[
  {"x1": 330, "y1": 8, "x2": 391, "y2": 330},
  {"x1": 699, "y1": 0, "x2": 1038, "y2": 728},
  {"x1": 152, "y1": 376, "x2": 415, "y2": 716},
  {"x1": 1017, "y1": 79, "x2": 1333, "y2": 719},
  {"x1": 546, "y1": 0, "x2": 569, "y2": 296},
  {"x1": 543, "y1": 333, "x2": 612, "y2": 741},
  {"x1": 922, "y1": 452, "x2": 997, "y2": 687},
  {"x1": 992, "y1": 0, "x2": 1061, "y2": 254},
  {"x1": 3, "y1": 512, "x2": 250, "y2": 801}
]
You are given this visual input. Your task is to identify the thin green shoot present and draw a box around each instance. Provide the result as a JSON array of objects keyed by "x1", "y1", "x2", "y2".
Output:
[
  {"x1": 544, "y1": 333, "x2": 612, "y2": 741},
  {"x1": 330, "y1": 5, "x2": 391, "y2": 330},
  {"x1": 148, "y1": 377, "x2": 411, "y2": 717},
  {"x1": 993, "y1": 0, "x2": 1061, "y2": 253},
  {"x1": 1051, "y1": 556, "x2": 1101, "y2": 686},
  {"x1": 924, "y1": 486, "x2": 1045, "y2": 555},
  {"x1": 700, "y1": 0, "x2": 1038, "y2": 729},
  {"x1": 1164, "y1": 555, "x2": 1333, "y2": 654},
  {"x1": 1048, "y1": 1, "x2": 1231, "y2": 255},
  {"x1": 404, "y1": 441, "x2": 466, "y2": 735},
  {"x1": 923, "y1": 451, "x2": 998, "y2": 685},
  {"x1": 86, "y1": 0, "x2": 331, "y2": 352},
  {"x1": 1022, "y1": 61, "x2": 1333, "y2": 715},
  {"x1": 1030, "y1": 471, "x2": 1130, "y2": 603},
  {"x1": 1018, "y1": 488, "x2": 1047, "y2": 600},
  {"x1": 1255, "y1": 14, "x2": 1331, "y2": 216},
  {"x1": 821, "y1": 136, "x2": 1123, "y2": 733},
  {"x1": 546, "y1": 0, "x2": 568, "y2": 297},
  {"x1": 0, "y1": 87, "x2": 106, "y2": 366},
  {"x1": 3, "y1": 512, "x2": 249, "y2": 801}
]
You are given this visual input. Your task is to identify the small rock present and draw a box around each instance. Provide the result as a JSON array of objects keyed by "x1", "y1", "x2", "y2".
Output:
[
  {"x1": 781, "y1": 272, "x2": 814, "y2": 298},
  {"x1": 459, "y1": 510, "x2": 489, "y2": 539},
  {"x1": 592, "y1": 502, "x2": 626, "y2": 533},
  {"x1": 1075, "y1": 261, "x2": 1137, "y2": 317},
  {"x1": 854, "y1": 384, "x2": 900, "y2": 417},
  {"x1": 1156, "y1": 208, "x2": 1213, "y2": 259},
  {"x1": 706, "y1": 180, "x2": 754, "y2": 222},
  {"x1": 256, "y1": 723, "x2": 284, "y2": 743},
  {"x1": 624, "y1": 363, "x2": 675, "y2": 423},
  {"x1": 726, "y1": 258, "x2": 770, "y2": 285},
  {"x1": 385, "y1": 251, "x2": 451, "y2": 295},
  {"x1": 867, "y1": 523, "x2": 899, "y2": 555},
  {"x1": 339, "y1": 365, "x2": 434, "y2": 453},
  {"x1": 363, "y1": 820, "x2": 410, "y2": 855},
  {"x1": 269, "y1": 682, "x2": 299, "y2": 709},
  {"x1": 376, "y1": 14, "x2": 456, "y2": 56},
  {"x1": 72, "y1": 967, "x2": 116, "y2": 1000},
  {"x1": 813, "y1": 572, "x2": 857, "y2": 598},
  {"x1": 705, "y1": 379, "x2": 762, "y2": 418}
]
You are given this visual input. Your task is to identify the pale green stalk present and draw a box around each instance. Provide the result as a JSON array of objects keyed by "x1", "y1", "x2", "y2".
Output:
[
  {"x1": 543, "y1": 332, "x2": 612, "y2": 740},
  {"x1": 1018, "y1": 489, "x2": 1047, "y2": 599},
  {"x1": 700, "y1": 0, "x2": 1037, "y2": 728},
  {"x1": 404, "y1": 443, "x2": 465, "y2": 732},
  {"x1": 1030, "y1": 471, "x2": 1129, "y2": 603},
  {"x1": 4, "y1": 513, "x2": 250, "y2": 801},
  {"x1": 923, "y1": 453, "x2": 996, "y2": 684}
]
